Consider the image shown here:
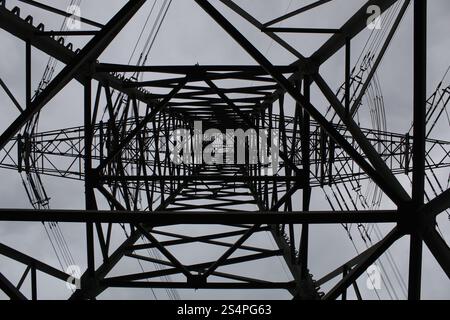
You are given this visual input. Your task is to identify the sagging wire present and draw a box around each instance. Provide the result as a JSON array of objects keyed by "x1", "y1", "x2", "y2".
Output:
[
  {"x1": 98, "y1": 0, "x2": 179, "y2": 300},
  {"x1": 321, "y1": 1, "x2": 409, "y2": 299},
  {"x1": 19, "y1": 0, "x2": 82, "y2": 276}
]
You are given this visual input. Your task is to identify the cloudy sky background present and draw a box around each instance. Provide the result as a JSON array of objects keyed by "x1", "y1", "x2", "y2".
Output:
[{"x1": 0, "y1": 0, "x2": 449, "y2": 300}]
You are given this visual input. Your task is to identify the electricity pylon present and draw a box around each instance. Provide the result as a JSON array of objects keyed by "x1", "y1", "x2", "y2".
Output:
[{"x1": 0, "y1": 0, "x2": 448, "y2": 300}]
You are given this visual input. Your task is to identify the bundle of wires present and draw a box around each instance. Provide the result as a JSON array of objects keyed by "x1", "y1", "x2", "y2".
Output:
[
  {"x1": 20, "y1": 0, "x2": 180, "y2": 300},
  {"x1": 321, "y1": 0, "x2": 409, "y2": 299},
  {"x1": 20, "y1": 0, "x2": 82, "y2": 283}
]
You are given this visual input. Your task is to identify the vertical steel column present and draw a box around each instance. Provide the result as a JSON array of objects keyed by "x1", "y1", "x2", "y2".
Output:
[
  {"x1": 25, "y1": 40, "x2": 31, "y2": 110},
  {"x1": 342, "y1": 265, "x2": 348, "y2": 300},
  {"x1": 408, "y1": 0, "x2": 427, "y2": 300},
  {"x1": 345, "y1": 37, "x2": 351, "y2": 117},
  {"x1": 299, "y1": 76, "x2": 311, "y2": 279},
  {"x1": 412, "y1": 0, "x2": 427, "y2": 208},
  {"x1": 31, "y1": 264, "x2": 37, "y2": 300},
  {"x1": 84, "y1": 77, "x2": 96, "y2": 279}
]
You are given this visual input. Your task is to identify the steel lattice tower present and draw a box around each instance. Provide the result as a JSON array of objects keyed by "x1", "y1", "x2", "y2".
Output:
[{"x1": 0, "y1": 0, "x2": 448, "y2": 300}]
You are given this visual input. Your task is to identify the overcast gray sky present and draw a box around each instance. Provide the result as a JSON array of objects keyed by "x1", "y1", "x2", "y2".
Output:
[{"x1": 0, "y1": 0, "x2": 449, "y2": 300}]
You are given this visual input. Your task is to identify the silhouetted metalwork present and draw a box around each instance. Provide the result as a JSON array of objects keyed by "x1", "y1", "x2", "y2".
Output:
[{"x1": 0, "y1": 0, "x2": 448, "y2": 300}]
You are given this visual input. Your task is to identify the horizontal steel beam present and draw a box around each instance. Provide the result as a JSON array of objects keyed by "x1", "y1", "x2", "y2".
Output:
[
  {"x1": 99, "y1": 174, "x2": 306, "y2": 183},
  {"x1": 262, "y1": 27, "x2": 340, "y2": 34},
  {"x1": 102, "y1": 280, "x2": 296, "y2": 290},
  {"x1": 95, "y1": 63, "x2": 298, "y2": 74},
  {"x1": 0, "y1": 209, "x2": 399, "y2": 225}
]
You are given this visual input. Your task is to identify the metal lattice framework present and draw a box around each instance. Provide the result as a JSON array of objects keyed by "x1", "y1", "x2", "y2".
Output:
[{"x1": 0, "y1": 0, "x2": 448, "y2": 300}]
